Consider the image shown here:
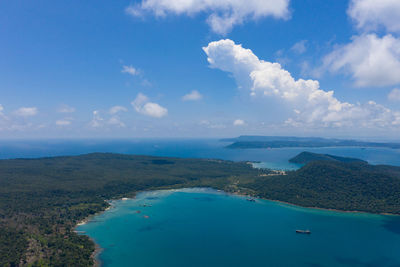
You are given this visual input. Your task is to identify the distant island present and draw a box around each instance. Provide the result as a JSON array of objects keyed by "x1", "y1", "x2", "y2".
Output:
[
  {"x1": 289, "y1": 151, "x2": 367, "y2": 165},
  {"x1": 222, "y1": 135, "x2": 400, "y2": 149},
  {"x1": 1, "y1": 152, "x2": 400, "y2": 266}
]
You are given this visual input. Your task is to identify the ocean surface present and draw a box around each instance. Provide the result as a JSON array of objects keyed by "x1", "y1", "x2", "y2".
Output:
[
  {"x1": 2, "y1": 139, "x2": 400, "y2": 266},
  {"x1": 77, "y1": 188, "x2": 400, "y2": 267},
  {"x1": 1, "y1": 138, "x2": 400, "y2": 169}
]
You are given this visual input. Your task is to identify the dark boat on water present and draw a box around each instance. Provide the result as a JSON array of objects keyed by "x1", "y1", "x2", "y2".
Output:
[
  {"x1": 246, "y1": 198, "x2": 256, "y2": 202},
  {"x1": 296, "y1": 230, "x2": 311, "y2": 234}
]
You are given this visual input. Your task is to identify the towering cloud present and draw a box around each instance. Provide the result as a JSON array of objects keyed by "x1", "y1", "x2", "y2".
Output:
[
  {"x1": 126, "y1": 0, "x2": 290, "y2": 35},
  {"x1": 203, "y1": 39, "x2": 400, "y2": 128}
]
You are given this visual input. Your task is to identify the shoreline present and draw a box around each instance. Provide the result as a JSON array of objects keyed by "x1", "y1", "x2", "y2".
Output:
[
  {"x1": 75, "y1": 187, "x2": 399, "y2": 266},
  {"x1": 226, "y1": 189, "x2": 400, "y2": 217},
  {"x1": 74, "y1": 205, "x2": 113, "y2": 267},
  {"x1": 89, "y1": 237, "x2": 102, "y2": 267}
]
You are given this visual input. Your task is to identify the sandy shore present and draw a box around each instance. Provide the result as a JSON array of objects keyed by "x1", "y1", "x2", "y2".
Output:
[{"x1": 74, "y1": 204, "x2": 115, "y2": 266}]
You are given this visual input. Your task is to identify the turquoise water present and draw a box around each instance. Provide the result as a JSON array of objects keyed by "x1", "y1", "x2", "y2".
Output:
[
  {"x1": 77, "y1": 188, "x2": 400, "y2": 267},
  {"x1": 2, "y1": 139, "x2": 400, "y2": 266},
  {"x1": 252, "y1": 161, "x2": 302, "y2": 170}
]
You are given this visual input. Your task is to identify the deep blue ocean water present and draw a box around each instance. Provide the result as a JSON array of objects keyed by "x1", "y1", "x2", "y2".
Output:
[
  {"x1": 1, "y1": 139, "x2": 400, "y2": 168},
  {"x1": 2, "y1": 139, "x2": 400, "y2": 266}
]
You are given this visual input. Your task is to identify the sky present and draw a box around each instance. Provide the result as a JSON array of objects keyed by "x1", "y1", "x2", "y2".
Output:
[{"x1": 1, "y1": 0, "x2": 400, "y2": 139}]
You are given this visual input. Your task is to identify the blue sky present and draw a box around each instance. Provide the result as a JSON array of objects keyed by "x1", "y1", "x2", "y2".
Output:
[{"x1": 1, "y1": 0, "x2": 400, "y2": 139}]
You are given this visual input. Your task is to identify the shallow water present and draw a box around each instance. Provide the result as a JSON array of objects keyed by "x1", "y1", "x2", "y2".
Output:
[{"x1": 77, "y1": 188, "x2": 400, "y2": 267}]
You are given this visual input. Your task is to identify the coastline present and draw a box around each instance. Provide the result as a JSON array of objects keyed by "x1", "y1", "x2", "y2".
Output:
[
  {"x1": 74, "y1": 205, "x2": 113, "y2": 267},
  {"x1": 91, "y1": 238, "x2": 103, "y2": 267},
  {"x1": 75, "y1": 187, "x2": 399, "y2": 266},
  {"x1": 226, "y1": 189, "x2": 400, "y2": 216}
]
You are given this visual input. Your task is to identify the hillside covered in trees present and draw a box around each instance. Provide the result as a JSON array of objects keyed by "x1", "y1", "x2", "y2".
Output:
[
  {"x1": 0, "y1": 153, "x2": 261, "y2": 266},
  {"x1": 237, "y1": 156, "x2": 400, "y2": 214},
  {"x1": 289, "y1": 151, "x2": 367, "y2": 164}
]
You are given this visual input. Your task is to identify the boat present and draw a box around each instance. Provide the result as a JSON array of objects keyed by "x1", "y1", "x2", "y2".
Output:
[
  {"x1": 296, "y1": 230, "x2": 311, "y2": 234},
  {"x1": 246, "y1": 198, "x2": 256, "y2": 202}
]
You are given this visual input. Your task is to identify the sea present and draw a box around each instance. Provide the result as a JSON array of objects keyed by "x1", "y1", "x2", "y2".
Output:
[{"x1": 2, "y1": 138, "x2": 400, "y2": 266}]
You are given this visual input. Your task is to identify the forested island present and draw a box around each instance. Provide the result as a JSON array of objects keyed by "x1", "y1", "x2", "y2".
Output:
[
  {"x1": 1, "y1": 152, "x2": 400, "y2": 266},
  {"x1": 223, "y1": 135, "x2": 400, "y2": 149},
  {"x1": 289, "y1": 151, "x2": 367, "y2": 164}
]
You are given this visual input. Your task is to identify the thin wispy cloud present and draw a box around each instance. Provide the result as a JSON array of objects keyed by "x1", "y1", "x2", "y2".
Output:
[
  {"x1": 388, "y1": 88, "x2": 400, "y2": 102},
  {"x1": 56, "y1": 119, "x2": 72, "y2": 126},
  {"x1": 14, "y1": 107, "x2": 38, "y2": 117},
  {"x1": 182, "y1": 90, "x2": 203, "y2": 101},
  {"x1": 290, "y1": 40, "x2": 307, "y2": 54},
  {"x1": 121, "y1": 65, "x2": 138, "y2": 76},
  {"x1": 58, "y1": 104, "x2": 75, "y2": 113},
  {"x1": 233, "y1": 119, "x2": 245, "y2": 126},
  {"x1": 109, "y1": 106, "x2": 128, "y2": 114}
]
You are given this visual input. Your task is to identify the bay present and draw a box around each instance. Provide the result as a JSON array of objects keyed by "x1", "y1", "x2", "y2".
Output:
[{"x1": 77, "y1": 188, "x2": 400, "y2": 267}]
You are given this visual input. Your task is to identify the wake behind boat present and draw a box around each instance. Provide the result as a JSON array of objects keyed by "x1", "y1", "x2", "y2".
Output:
[{"x1": 296, "y1": 230, "x2": 311, "y2": 234}]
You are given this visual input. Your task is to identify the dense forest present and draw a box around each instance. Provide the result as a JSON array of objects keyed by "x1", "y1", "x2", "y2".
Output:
[
  {"x1": 289, "y1": 151, "x2": 367, "y2": 164},
  {"x1": 236, "y1": 156, "x2": 400, "y2": 214},
  {"x1": 1, "y1": 152, "x2": 400, "y2": 266},
  {"x1": 0, "y1": 153, "x2": 262, "y2": 266}
]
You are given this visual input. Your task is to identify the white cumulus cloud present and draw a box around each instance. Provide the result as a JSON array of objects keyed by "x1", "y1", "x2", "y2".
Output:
[
  {"x1": 323, "y1": 34, "x2": 400, "y2": 87},
  {"x1": 14, "y1": 107, "x2": 38, "y2": 117},
  {"x1": 131, "y1": 93, "x2": 168, "y2": 118},
  {"x1": 233, "y1": 119, "x2": 245, "y2": 126},
  {"x1": 126, "y1": 0, "x2": 290, "y2": 35},
  {"x1": 348, "y1": 0, "x2": 400, "y2": 33},
  {"x1": 388, "y1": 88, "x2": 400, "y2": 102},
  {"x1": 203, "y1": 39, "x2": 400, "y2": 128},
  {"x1": 182, "y1": 90, "x2": 203, "y2": 101},
  {"x1": 121, "y1": 65, "x2": 138, "y2": 76}
]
